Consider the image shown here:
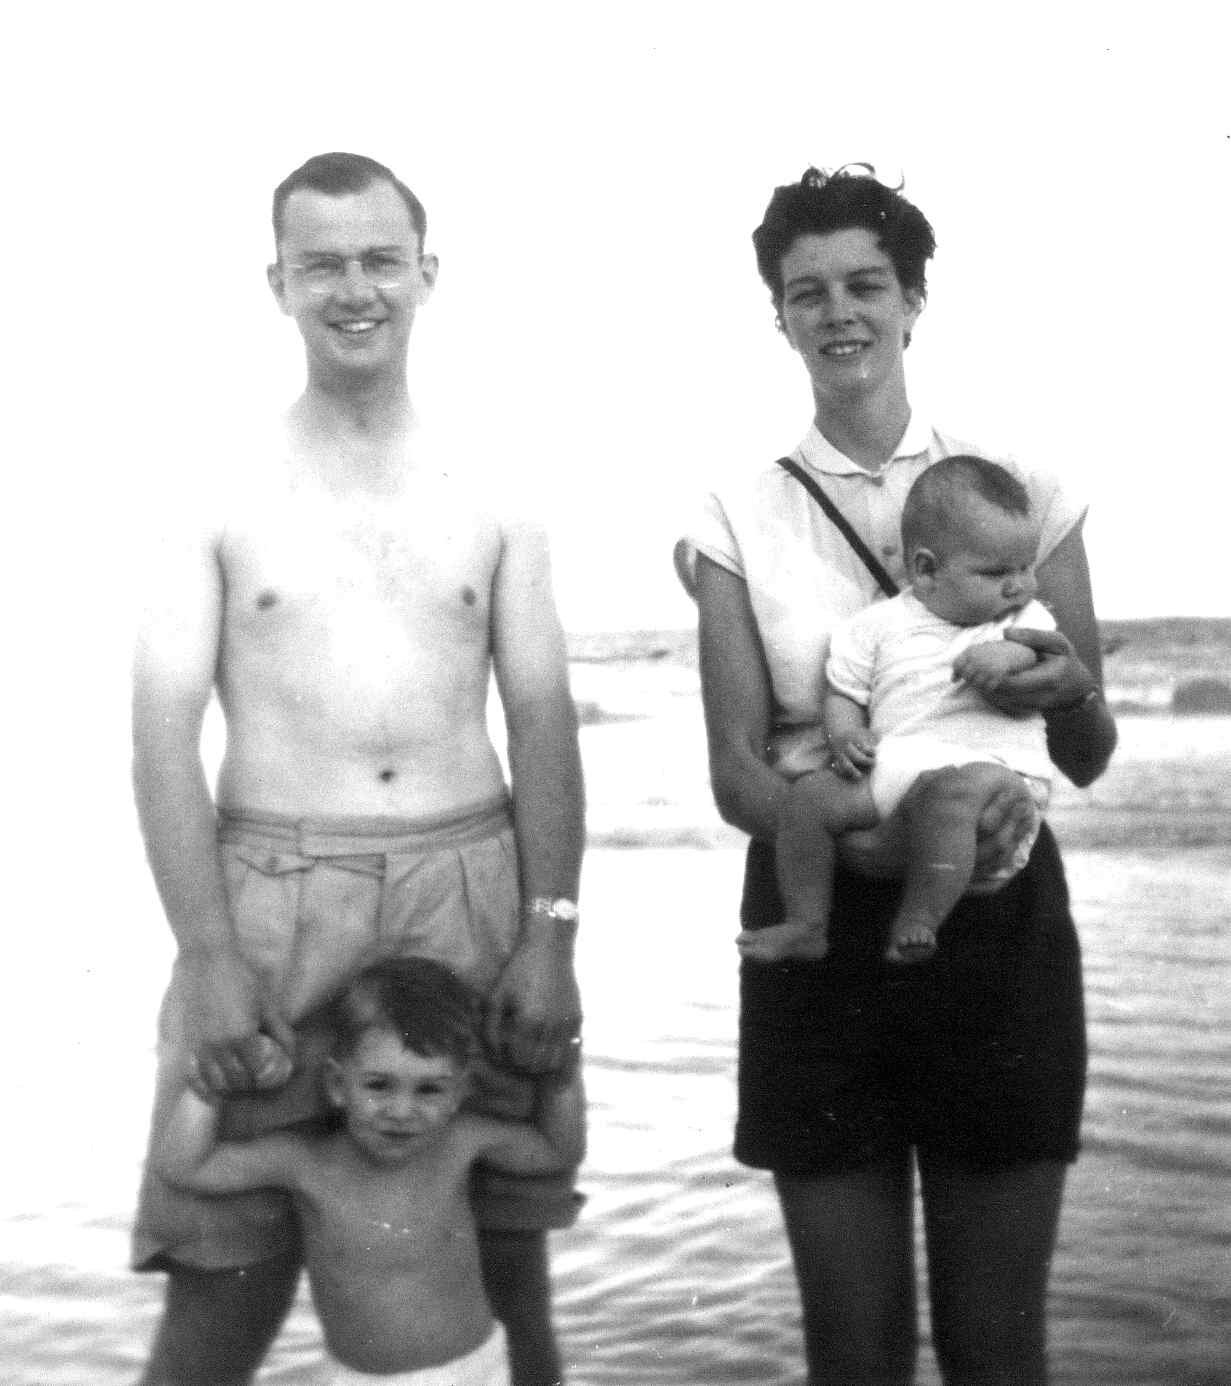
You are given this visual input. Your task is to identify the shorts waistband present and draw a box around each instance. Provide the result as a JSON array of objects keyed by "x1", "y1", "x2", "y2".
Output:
[{"x1": 217, "y1": 794, "x2": 512, "y2": 857}]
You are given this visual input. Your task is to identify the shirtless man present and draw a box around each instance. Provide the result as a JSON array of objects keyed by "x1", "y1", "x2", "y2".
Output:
[{"x1": 131, "y1": 152, "x2": 585, "y2": 1386}]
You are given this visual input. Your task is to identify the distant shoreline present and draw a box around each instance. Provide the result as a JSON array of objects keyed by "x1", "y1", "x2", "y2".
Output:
[{"x1": 566, "y1": 617, "x2": 1231, "y2": 663}]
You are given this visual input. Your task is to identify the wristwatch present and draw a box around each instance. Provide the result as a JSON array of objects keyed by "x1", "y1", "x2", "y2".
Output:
[{"x1": 525, "y1": 896, "x2": 580, "y2": 925}]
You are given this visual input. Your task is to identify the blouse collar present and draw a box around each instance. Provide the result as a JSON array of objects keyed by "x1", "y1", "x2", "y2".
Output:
[{"x1": 798, "y1": 411, "x2": 934, "y2": 477}]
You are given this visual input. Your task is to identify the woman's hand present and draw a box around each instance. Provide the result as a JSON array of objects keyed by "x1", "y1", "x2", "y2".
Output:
[
  {"x1": 975, "y1": 627, "x2": 1097, "y2": 715},
  {"x1": 970, "y1": 773, "x2": 1038, "y2": 878},
  {"x1": 951, "y1": 638, "x2": 1038, "y2": 701}
]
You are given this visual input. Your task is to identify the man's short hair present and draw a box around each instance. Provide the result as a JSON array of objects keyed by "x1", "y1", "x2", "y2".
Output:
[
  {"x1": 330, "y1": 956, "x2": 480, "y2": 1068},
  {"x1": 901, "y1": 455, "x2": 1033, "y2": 559},
  {"x1": 272, "y1": 152, "x2": 427, "y2": 252},
  {"x1": 752, "y1": 164, "x2": 936, "y2": 311}
]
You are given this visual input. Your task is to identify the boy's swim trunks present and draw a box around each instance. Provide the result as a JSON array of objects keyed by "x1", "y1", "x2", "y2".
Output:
[
  {"x1": 326, "y1": 1323, "x2": 510, "y2": 1386},
  {"x1": 734, "y1": 822, "x2": 1086, "y2": 1172},
  {"x1": 133, "y1": 799, "x2": 580, "y2": 1272}
]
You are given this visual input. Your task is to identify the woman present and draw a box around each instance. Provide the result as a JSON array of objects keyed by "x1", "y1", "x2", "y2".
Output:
[{"x1": 678, "y1": 167, "x2": 1117, "y2": 1384}]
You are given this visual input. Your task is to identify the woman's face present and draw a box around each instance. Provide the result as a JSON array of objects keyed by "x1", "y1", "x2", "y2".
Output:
[{"x1": 778, "y1": 227, "x2": 922, "y2": 407}]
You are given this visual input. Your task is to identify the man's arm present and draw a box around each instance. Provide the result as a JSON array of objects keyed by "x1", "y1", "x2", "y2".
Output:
[
  {"x1": 487, "y1": 517, "x2": 585, "y2": 1074},
  {"x1": 132, "y1": 515, "x2": 292, "y2": 1092}
]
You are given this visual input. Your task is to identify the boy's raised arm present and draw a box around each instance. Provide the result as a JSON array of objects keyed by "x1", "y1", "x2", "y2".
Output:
[
  {"x1": 475, "y1": 1065, "x2": 587, "y2": 1177},
  {"x1": 152, "y1": 1082, "x2": 301, "y2": 1196}
]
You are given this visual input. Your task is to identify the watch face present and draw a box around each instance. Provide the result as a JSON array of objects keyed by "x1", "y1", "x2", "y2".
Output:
[{"x1": 531, "y1": 896, "x2": 579, "y2": 923}]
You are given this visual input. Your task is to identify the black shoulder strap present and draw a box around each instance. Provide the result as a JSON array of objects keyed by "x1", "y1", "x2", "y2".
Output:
[{"x1": 774, "y1": 456, "x2": 899, "y2": 598}]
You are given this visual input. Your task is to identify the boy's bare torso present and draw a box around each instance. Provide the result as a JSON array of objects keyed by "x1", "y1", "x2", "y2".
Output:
[
  {"x1": 212, "y1": 441, "x2": 507, "y2": 818},
  {"x1": 292, "y1": 1123, "x2": 493, "y2": 1372}
]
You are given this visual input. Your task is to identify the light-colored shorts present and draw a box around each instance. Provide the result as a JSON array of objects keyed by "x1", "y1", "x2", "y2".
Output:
[
  {"x1": 327, "y1": 1324, "x2": 510, "y2": 1386},
  {"x1": 871, "y1": 735, "x2": 1052, "y2": 878},
  {"x1": 133, "y1": 798, "x2": 580, "y2": 1272}
]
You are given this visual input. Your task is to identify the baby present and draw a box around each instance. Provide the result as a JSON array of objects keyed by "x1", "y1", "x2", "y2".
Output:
[
  {"x1": 154, "y1": 955, "x2": 585, "y2": 1385},
  {"x1": 740, "y1": 454, "x2": 1056, "y2": 965}
]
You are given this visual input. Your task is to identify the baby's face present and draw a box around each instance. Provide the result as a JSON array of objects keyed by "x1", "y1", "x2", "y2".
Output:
[
  {"x1": 919, "y1": 505, "x2": 1040, "y2": 626},
  {"x1": 328, "y1": 1028, "x2": 468, "y2": 1166}
]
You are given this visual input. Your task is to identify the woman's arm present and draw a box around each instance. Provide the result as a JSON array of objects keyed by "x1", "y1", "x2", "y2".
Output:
[
  {"x1": 696, "y1": 555, "x2": 1033, "y2": 876},
  {"x1": 992, "y1": 522, "x2": 1118, "y2": 787},
  {"x1": 695, "y1": 555, "x2": 792, "y2": 840}
]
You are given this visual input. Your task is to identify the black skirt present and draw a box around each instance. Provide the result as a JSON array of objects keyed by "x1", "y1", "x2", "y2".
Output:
[{"x1": 735, "y1": 822, "x2": 1087, "y2": 1173}]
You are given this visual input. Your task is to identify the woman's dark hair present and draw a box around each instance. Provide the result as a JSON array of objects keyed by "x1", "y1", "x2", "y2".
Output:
[
  {"x1": 330, "y1": 956, "x2": 480, "y2": 1067},
  {"x1": 752, "y1": 164, "x2": 937, "y2": 310}
]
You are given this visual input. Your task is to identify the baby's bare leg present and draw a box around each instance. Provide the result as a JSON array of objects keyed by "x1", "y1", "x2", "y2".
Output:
[
  {"x1": 887, "y1": 764, "x2": 1031, "y2": 964},
  {"x1": 738, "y1": 772, "x2": 879, "y2": 962}
]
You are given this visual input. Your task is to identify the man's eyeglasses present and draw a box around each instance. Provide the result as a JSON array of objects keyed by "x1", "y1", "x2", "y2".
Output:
[{"x1": 284, "y1": 252, "x2": 417, "y2": 294}]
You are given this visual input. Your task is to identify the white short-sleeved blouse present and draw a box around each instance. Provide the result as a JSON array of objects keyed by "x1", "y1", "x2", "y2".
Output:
[{"x1": 680, "y1": 414, "x2": 1085, "y2": 728}]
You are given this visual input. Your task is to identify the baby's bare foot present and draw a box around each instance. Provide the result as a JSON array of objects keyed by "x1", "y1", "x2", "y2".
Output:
[
  {"x1": 885, "y1": 921, "x2": 937, "y2": 965},
  {"x1": 737, "y1": 920, "x2": 830, "y2": 962}
]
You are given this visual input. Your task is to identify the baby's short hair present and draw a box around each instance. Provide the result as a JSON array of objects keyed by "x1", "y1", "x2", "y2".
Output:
[
  {"x1": 330, "y1": 956, "x2": 480, "y2": 1068},
  {"x1": 901, "y1": 455, "x2": 1032, "y2": 560}
]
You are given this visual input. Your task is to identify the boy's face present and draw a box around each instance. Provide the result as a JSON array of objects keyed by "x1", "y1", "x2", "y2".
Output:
[
  {"x1": 914, "y1": 502, "x2": 1041, "y2": 626},
  {"x1": 326, "y1": 1028, "x2": 468, "y2": 1166}
]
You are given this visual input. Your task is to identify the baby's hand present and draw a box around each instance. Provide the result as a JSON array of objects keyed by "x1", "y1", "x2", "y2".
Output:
[
  {"x1": 829, "y1": 730, "x2": 877, "y2": 780},
  {"x1": 953, "y1": 639, "x2": 1038, "y2": 696}
]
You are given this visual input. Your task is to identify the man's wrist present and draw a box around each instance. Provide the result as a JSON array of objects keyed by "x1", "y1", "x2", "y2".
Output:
[{"x1": 522, "y1": 896, "x2": 580, "y2": 944}]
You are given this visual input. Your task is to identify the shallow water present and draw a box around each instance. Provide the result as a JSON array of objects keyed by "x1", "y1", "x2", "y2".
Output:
[{"x1": 3, "y1": 715, "x2": 1229, "y2": 1384}]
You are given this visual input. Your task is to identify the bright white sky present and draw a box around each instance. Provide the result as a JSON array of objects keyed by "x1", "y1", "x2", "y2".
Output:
[{"x1": 11, "y1": 1, "x2": 1230, "y2": 634}]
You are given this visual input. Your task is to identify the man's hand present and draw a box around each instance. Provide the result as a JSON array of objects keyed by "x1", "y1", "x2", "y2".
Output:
[
  {"x1": 179, "y1": 946, "x2": 296, "y2": 1096},
  {"x1": 978, "y1": 627, "x2": 1097, "y2": 715},
  {"x1": 484, "y1": 933, "x2": 582, "y2": 1076}
]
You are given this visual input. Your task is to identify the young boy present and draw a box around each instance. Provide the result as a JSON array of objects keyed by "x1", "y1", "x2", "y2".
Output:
[
  {"x1": 153, "y1": 957, "x2": 585, "y2": 1385},
  {"x1": 738, "y1": 455, "x2": 1057, "y2": 966}
]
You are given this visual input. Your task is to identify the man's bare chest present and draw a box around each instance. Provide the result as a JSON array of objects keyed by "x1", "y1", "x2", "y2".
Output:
[{"x1": 219, "y1": 485, "x2": 500, "y2": 634}]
